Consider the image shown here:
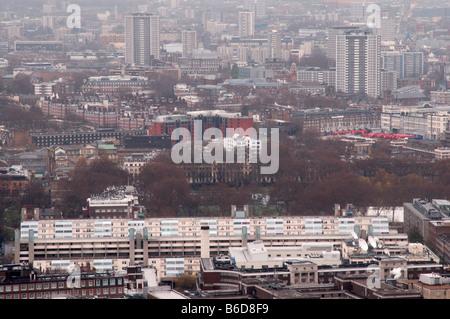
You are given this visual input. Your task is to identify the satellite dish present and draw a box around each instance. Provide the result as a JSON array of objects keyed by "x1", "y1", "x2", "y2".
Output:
[
  {"x1": 368, "y1": 236, "x2": 377, "y2": 249},
  {"x1": 351, "y1": 231, "x2": 358, "y2": 240},
  {"x1": 359, "y1": 238, "x2": 369, "y2": 252},
  {"x1": 384, "y1": 248, "x2": 391, "y2": 256}
]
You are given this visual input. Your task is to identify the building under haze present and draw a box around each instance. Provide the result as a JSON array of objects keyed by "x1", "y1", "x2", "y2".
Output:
[
  {"x1": 238, "y1": 11, "x2": 255, "y2": 38},
  {"x1": 268, "y1": 30, "x2": 282, "y2": 59},
  {"x1": 243, "y1": 0, "x2": 266, "y2": 19},
  {"x1": 336, "y1": 30, "x2": 381, "y2": 98},
  {"x1": 326, "y1": 26, "x2": 361, "y2": 65},
  {"x1": 181, "y1": 30, "x2": 197, "y2": 58},
  {"x1": 125, "y1": 13, "x2": 160, "y2": 66}
]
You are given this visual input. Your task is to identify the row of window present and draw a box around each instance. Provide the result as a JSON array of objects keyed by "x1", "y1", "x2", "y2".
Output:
[
  {"x1": 0, "y1": 287, "x2": 123, "y2": 299},
  {"x1": 0, "y1": 278, "x2": 123, "y2": 293}
]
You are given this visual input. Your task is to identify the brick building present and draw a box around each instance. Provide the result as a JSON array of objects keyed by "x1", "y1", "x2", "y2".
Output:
[{"x1": 0, "y1": 264, "x2": 125, "y2": 299}]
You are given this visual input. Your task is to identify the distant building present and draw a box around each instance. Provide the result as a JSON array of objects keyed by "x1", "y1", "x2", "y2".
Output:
[
  {"x1": 84, "y1": 186, "x2": 144, "y2": 219},
  {"x1": 0, "y1": 264, "x2": 125, "y2": 300},
  {"x1": 291, "y1": 108, "x2": 380, "y2": 134},
  {"x1": 125, "y1": 13, "x2": 160, "y2": 65},
  {"x1": 181, "y1": 30, "x2": 197, "y2": 58},
  {"x1": 123, "y1": 134, "x2": 172, "y2": 150},
  {"x1": 31, "y1": 128, "x2": 144, "y2": 148},
  {"x1": 123, "y1": 152, "x2": 159, "y2": 178},
  {"x1": 243, "y1": 0, "x2": 266, "y2": 19},
  {"x1": 326, "y1": 25, "x2": 361, "y2": 64},
  {"x1": 431, "y1": 91, "x2": 450, "y2": 105},
  {"x1": 0, "y1": 166, "x2": 30, "y2": 197},
  {"x1": 80, "y1": 75, "x2": 151, "y2": 96},
  {"x1": 381, "y1": 51, "x2": 424, "y2": 79},
  {"x1": 14, "y1": 40, "x2": 63, "y2": 52},
  {"x1": 181, "y1": 49, "x2": 220, "y2": 76},
  {"x1": 238, "y1": 11, "x2": 255, "y2": 38},
  {"x1": 147, "y1": 110, "x2": 254, "y2": 141},
  {"x1": 401, "y1": 273, "x2": 450, "y2": 299},
  {"x1": 335, "y1": 31, "x2": 381, "y2": 98},
  {"x1": 297, "y1": 67, "x2": 336, "y2": 87},
  {"x1": 403, "y1": 198, "x2": 450, "y2": 247},
  {"x1": 267, "y1": 30, "x2": 281, "y2": 59}
]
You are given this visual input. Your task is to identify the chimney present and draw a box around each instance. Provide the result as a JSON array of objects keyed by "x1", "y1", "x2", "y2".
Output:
[
  {"x1": 334, "y1": 204, "x2": 340, "y2": 217},
  {"x1": 256, "y1": 226, "x2": 261, "y2": 240},
  {"x1": 242, "y1": 226, "x2": 248, "y2": 247},
  {"x1": 201, "y1": 226, "x2": 210, "y2": 259}
]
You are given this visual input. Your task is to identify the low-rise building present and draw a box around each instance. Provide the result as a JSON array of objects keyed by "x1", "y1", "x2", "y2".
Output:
[
  {"x1": 84, "y1": 186, "x2": 143, "y2": 219},
  {"x1": 0, "y1": 264, "x2": 125, "y2": 300}
]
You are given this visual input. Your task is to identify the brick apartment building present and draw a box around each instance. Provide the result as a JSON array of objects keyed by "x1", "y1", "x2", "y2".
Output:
[
  {"x1": 147, "y1": 110, "x2": 254, "y2": 142},
  {"x1": 0, "y1": 264, "x2": 125, "y2": 299}
]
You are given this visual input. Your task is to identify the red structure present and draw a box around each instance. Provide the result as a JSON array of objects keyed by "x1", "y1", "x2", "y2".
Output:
[{"x1": 147, "y1": 111, "x2": 254, "y2": 143}]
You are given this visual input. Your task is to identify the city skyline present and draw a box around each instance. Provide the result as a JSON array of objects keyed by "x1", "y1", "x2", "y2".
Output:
[{"x1": 0, "y1": 0, "x2": 450, "y2": 303}]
